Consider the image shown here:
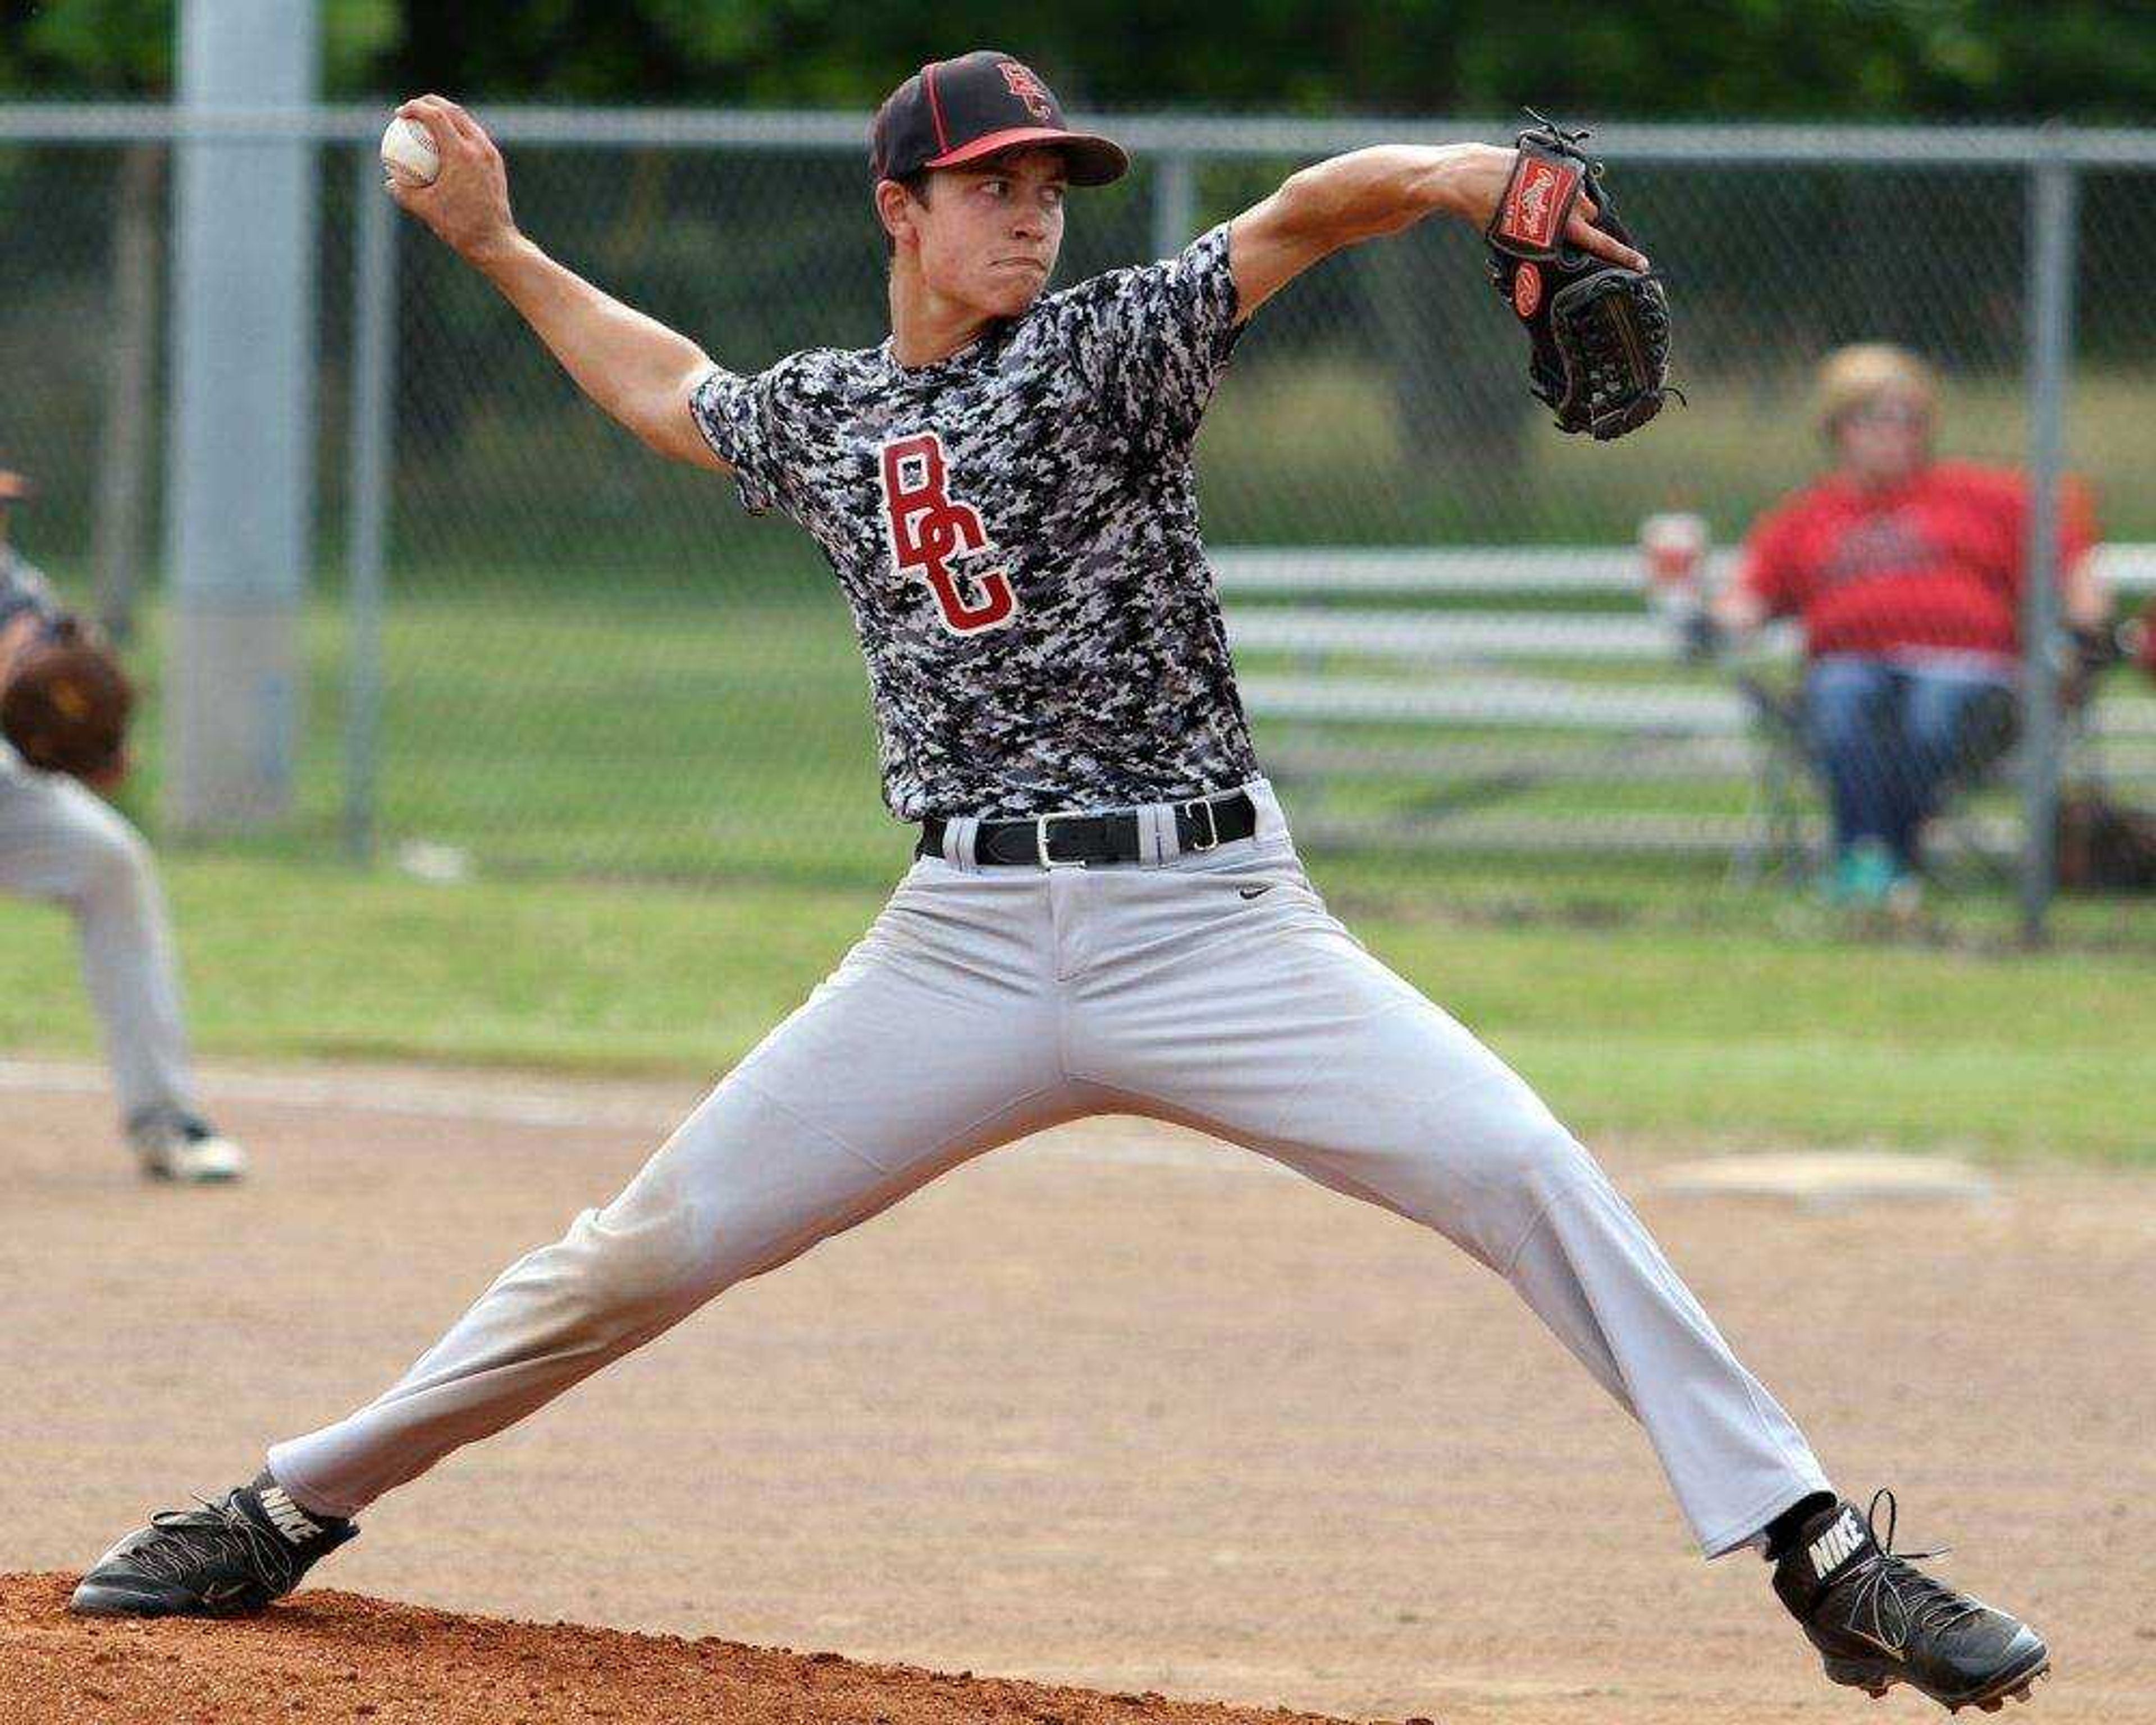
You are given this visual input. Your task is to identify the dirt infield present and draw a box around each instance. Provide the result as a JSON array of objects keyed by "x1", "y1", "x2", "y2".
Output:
[
  {"x1": 3, "y1": 1060, "x2": 2152, "y2": 1723},
  {"x1": 0, "y1": 1573, "x2": 1351, "y2": 1725}
]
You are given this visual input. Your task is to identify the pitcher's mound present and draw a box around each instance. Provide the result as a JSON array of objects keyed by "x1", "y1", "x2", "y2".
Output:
[{"x1": 0, "y1": 1574, "x2": 1352, "y2": 1725}]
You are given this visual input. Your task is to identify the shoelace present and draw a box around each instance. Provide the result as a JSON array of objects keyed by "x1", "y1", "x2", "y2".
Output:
[
  {"x1": 1521, "y1": 106, "x2": 1593, "y2": 152},
  {"x1": 1850, "y1": 1488, "x2": 1982, "y2": 1640},
  {"x1": 125, "y1": 1493, "x2": 298, "y2": 1592}
]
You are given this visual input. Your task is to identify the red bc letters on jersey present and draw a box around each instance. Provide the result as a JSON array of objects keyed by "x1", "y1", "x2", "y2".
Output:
[{"x1": 877, "y1": 433, "x2": 1018, "y2": 636}]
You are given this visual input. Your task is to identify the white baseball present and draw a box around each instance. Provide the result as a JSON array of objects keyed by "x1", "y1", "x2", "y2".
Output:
[{"x1": 380, "y1": 115, "x2": 441, "y2": 188}]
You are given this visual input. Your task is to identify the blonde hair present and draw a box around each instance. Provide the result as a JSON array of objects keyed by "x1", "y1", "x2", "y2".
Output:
[{"x1": 1815, "y1": 344, "x2": 1938, "y2": 433}]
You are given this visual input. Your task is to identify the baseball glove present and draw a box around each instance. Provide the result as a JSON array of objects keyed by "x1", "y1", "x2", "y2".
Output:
[
  {"x1": 1, "y1": 616, "x2": 134, "y2": 779},
  {"x1": 1486, "y1": 112, "x2": 1678, "y2": 440}
]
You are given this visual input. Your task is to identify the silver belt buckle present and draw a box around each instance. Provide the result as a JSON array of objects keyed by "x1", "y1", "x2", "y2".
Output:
[
  {"x1": 1035, "y1": 811, "x2": 1086, "y2": 869},
  {"x1": 1184, "y1": 796, "x2": 1220, "y2": 852}
]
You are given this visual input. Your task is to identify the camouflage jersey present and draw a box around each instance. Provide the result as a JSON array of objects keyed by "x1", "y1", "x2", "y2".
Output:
[{"x1": 690, "y1": 222, "x2": 1261, "y2": 823}]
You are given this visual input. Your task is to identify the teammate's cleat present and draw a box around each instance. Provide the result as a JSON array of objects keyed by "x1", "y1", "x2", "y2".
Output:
[
  {"x1": 70, "y1": 1474, "x2": 355, "y2": 1617},
  {"x1": 129, "y1": 1111, "x2": 248, "y2": 1183},
  {"x1": 1774, "y1": 1491, "x2": 2049, "y2": 1713}
]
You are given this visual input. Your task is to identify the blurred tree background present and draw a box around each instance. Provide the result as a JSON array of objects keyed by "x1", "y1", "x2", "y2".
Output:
[{"x1": 3, "y1": 0, "x2": 2154, "y2": 117}]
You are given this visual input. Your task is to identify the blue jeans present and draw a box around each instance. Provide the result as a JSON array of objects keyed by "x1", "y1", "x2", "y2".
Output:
[{"x1": 1805, "y1": 655, "x2": 2017, "y2": 866}]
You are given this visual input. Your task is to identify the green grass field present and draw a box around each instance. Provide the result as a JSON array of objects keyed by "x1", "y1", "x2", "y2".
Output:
[
  {"x1": 6, "y1": 564, "x2": 2145, "y2": 1170},
  {"x1": 1, "y1": 852, "x2": 2148, "y2": 1161}
]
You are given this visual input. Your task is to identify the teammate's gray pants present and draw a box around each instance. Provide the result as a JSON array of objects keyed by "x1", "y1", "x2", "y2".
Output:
[
  {"x1": 0, "y1": 754, "x2": 200, "y2": 1130},
  {"x1": 270, "y1": 781, "x2": 1829, "y2": 1555}
]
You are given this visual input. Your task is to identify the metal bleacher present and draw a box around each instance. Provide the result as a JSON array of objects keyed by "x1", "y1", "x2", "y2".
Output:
[{"x1": 1214, "y1": 543, "x2": 2156, "y2": 861}]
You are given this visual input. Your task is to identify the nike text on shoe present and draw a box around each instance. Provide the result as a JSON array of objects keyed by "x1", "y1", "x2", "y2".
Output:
[
  {"x1": 70, "y1": 1473, "x2": 355, "y2": 1617},
  {"x1": 1773, "y1": 1490, "x2": 2049, "y2": 1713},
  {"x1": 130, "y1": 1111, "x2": 248, "y2": 1184}
]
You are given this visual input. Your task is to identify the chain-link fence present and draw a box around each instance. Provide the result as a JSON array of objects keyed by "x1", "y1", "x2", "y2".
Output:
[{"x1": 5, "y1": 108, "x2": 2155, "y2": 928}]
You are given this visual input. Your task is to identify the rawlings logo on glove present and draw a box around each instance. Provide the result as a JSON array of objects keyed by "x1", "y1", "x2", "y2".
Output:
[
  {"x1": 1498, "y1": 154, "x2": 1582, "y2": 253},
  {"x1": 1486, "y1": 112, "x2": 1682, "y2": 441}
]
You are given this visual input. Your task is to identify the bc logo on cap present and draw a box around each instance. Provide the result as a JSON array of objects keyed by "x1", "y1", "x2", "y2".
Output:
[{"x1": 998, "y1": 61, "x2": 1054, "y2": 123}]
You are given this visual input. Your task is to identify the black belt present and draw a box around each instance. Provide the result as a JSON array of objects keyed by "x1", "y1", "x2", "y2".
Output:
[{"x1": 917, "y1": 790, "x2": 1258, "y2": 868}]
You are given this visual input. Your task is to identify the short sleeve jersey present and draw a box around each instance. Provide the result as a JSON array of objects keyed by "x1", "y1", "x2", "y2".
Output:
[
  {"x1": 690, "y1": 223, "x2": 1261, "y2": 822},
  {"x1": 1739, "y1": 462, "x2": 2097, "y2": 664}
]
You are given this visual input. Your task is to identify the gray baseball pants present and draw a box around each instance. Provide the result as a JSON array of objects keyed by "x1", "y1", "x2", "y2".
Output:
[
  {"x1": 0, "y1": 753, "x2": 200, "y2": 1131},
  {"x1": 270, "y1": 780, "x2": 1829, "y2": 1555}
]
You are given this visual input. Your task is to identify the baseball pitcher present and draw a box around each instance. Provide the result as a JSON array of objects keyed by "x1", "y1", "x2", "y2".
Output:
[
  {"x1": 0, "y1": 469, "x2": 244, "y2": 1181},
  {"x1": 71, "y1": 57, "x2": 2043, "y2": 1714}
]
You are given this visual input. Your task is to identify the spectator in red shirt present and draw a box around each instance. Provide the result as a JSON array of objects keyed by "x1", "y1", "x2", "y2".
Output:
[{"x1": 1712, "y1": 344, "x2": 2107, "y2": 905}]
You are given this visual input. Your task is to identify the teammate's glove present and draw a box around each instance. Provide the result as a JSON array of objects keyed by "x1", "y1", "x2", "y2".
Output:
[
  {"x1": 1486, "y1": 112, "x2": 1679, "y2": 441},
  {"x1": 0, "y1": 614, "x2": 134, "y2": 780}
]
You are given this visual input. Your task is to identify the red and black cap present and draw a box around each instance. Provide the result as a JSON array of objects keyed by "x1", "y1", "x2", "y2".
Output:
[{"x1": 871, "y1": 51, "x2": 1127, "y2": 187}]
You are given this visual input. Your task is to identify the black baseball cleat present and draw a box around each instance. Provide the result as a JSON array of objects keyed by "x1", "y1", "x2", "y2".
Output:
[
  {"x1": 69, "y1": 1473, "x2": 357, "y2": 1617},
  {"x1": 1773, "y1": 1491, "x2": 2049, "y2": 1713}
]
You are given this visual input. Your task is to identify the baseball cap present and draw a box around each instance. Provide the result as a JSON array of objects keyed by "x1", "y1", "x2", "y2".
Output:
[
  {"x1": 0, "y1": 470, "x2": 31, "y2": 502},
  {"x1": 871, "y1": 51, "x2": 1127, "y2": 187}
]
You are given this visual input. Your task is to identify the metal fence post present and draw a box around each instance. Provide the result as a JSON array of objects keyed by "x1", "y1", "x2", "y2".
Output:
[
  {"x1": 343, "y1": 148, "x2": 397, "y2": 863},
  {"x1": 2019, "y1": 148, "x2": 2077, "y2": 945},
  {"x1": 1151, "y1": 149, "x2": 1195, "y2": 260},
  {"x1": 163, "y1": 2, "x2": 319, "y2": 832}
]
